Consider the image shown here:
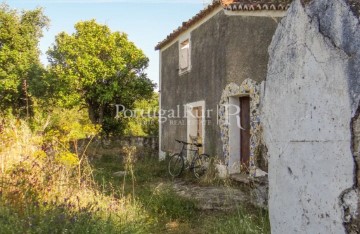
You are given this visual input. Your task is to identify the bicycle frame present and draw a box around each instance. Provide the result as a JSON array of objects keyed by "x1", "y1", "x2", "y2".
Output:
[
  {"x1": 178, "y1": 142, "x2": 200, "y2": 169},
  {"x1": 168, "y1": 139, "x2": 210, "y2": 178}
]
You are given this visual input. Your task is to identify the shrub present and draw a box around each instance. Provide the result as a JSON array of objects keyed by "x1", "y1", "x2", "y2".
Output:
[{"x1": 0, "y1": 117, "x2": 153, "y2": 233}]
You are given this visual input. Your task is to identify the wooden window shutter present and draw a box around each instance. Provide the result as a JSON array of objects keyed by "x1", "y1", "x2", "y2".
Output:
[
  {"x1": 180, "y1": 39, "x2": 190, "y2": 70},
  {"x1": 180, "y1": 45, "x2": 189, "y2": 70}
]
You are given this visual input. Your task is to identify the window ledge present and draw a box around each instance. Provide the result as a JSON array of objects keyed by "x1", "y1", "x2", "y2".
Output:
[{"x1": 179, "y1": 68, "x2": 191, "y2": 76}]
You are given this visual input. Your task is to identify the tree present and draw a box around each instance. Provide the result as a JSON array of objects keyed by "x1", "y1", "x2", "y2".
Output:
[
  {"x1": 124, "y1": 92, "x2": 159, "y2": 136},
  {"x1": 47, "y1": 20, "x2": 155, "y2": 135},
  {"x1": 0, "y1": 4, "x2": 49, "y2": 117}
]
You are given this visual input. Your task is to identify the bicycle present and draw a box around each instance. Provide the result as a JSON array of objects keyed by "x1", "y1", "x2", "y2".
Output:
[{"x1": 168, "y1": 139, "x2": 210, "y2": 178}]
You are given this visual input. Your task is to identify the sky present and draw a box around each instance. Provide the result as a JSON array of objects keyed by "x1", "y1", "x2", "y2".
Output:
[{"x1": 5, "y1": 0, "x2": 213, "y2": 88}]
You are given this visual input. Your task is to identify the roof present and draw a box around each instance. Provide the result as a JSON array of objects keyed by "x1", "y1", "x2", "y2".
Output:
[
  {"x1": 155, "y1": 0, "x2": 292, "y2": 50},
  {"x1": 155, "y1": 1, "x2": 221, "y2": 50},
  {"x1": 225, "y1": 0, "x2": 292, "y2": 11}
]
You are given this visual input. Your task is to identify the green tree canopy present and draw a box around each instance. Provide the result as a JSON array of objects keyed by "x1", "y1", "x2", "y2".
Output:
[
  {"x1": 0, "y1": 4, "x2": 49, "y2": 116},
  {"x1": 47, "y1": 20, "x2": 155, "y2": 135},
  {"x1": 124, "y1": 92, "x2": 159, "y2": 137}
]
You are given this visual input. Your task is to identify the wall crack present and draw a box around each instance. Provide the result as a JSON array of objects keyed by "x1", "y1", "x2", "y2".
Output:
[{"x1": 341, "y1": 104, "x2": 360, "y2": 234}]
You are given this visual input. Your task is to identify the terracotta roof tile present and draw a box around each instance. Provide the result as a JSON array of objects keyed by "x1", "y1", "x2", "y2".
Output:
[
  {"x1": 225, "y1": 0, "x2": 292, "y2": 11},
  {"x1": 155, "y1": 0, "x2": 292, "y2": 50}
]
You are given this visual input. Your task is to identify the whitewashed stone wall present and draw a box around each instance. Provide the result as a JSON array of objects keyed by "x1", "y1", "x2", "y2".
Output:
[{"x1": 263, "y1": 0, "x2": 360, "y2": 233}]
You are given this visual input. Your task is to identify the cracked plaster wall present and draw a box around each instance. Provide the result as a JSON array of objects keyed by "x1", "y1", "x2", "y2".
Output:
[
  {"x1": 346, "y1": 109, "x2": 360, "y2": 233},
  {"x1": 160, "y1": 9, "x2": 280, "y2": 159},
  {"x1": 263, "y1": 0, "x2": 360, "y2": 233}
]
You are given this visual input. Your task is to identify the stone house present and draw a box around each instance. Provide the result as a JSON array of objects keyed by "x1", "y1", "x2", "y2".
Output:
[
  {"x1": 156, "y1": 0, "x2": 360, "y2": 232},
  {"x1": 155, "y1": 0, "x2": 291, "y2": 176}
]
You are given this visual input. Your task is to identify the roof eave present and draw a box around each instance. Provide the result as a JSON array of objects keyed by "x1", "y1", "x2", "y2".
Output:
[
  {"x1": 155, "y1": 0, "x2": 292, "y2": 51},
  {"x1": 155, "y1": 1, "x2": 222, "y2": 51}
]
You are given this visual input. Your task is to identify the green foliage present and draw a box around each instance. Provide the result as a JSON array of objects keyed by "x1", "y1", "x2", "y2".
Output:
[
  {"x1": 0, "y1": 4, "x2": 155, "y2": 137},
  {"x1": 36, "y1": 107, "x2": 100, "y2": 167},
  {"x1": 144, "y1": 185, "x2": 197, "y2": 221},
  {"x1": 47, "y1": 20, "x2": 155, "y2": 135},
  {"x1": 0, "y1": 200, "x2": 151, "y2": 234},
  {"x1": 0, "y1": 118, "x2": 151, "y2": 234},
  {"x1": 124, "y1": 92, "x2": 159, "y2": 136},
  {"x1": 43, "y1": 107, "x2": 100, "y2": 143},
  {"x1": 92, "y1": 154, "x2": 197, "y2": 226},
  {"x1": 0, "y1": 4, "x2": 269, "y2": 234},
  {"x1": 204, "y1": 207, "x2": 270, "y2": 234},
  {"x1": 0, "y1": 4, "x2": 49, "y2": 117},
  {"x1": 91, "y1": 155, "x2": 270, "y2": 233}
]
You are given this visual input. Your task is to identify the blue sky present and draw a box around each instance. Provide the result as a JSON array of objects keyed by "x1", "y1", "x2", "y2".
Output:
[{"x1": 5, "y1": 0, "x2": 212, "y2": 87}]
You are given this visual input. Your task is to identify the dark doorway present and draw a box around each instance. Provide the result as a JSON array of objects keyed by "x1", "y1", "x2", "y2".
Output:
[{"x1": 240, "y1": 96, "x2": 250, "y2": 168}]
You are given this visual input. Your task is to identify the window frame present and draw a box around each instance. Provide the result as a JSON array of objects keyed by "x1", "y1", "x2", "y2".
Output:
[{"x1": 178, "y1": 35, "x2": 191, "y2": 75}]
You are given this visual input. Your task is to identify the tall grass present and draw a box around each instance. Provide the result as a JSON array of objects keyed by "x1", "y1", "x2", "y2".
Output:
[
  {"x1": 0, "y1": 118, "x2": 152, "y2": 233},
  {"x1": 91, "y1": 153, "x2": 270, "y2": 234},
  {"x1": 91, "y1": 153, "x2": 198, "y2": 227},
  {"x1": 203, "y1": 207, "x2": 270, "y2": 234},
  {"x1": 0, "y1": 118, "x2": 270, "y2": 233}
]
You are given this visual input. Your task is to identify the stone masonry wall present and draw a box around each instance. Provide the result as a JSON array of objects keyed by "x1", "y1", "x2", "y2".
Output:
[{"x1": 79, "y1": 136, "x2": 159, "y2": 160}]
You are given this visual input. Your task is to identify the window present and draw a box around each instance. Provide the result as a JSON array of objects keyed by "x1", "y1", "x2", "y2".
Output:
[{"x1": 179, "y1": 38, "x2": 191, "y2": 74}]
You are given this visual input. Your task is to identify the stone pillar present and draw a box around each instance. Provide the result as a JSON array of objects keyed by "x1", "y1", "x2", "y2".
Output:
[{"x1": 262, "y1": 0, "x2": 360, "y2": 233}]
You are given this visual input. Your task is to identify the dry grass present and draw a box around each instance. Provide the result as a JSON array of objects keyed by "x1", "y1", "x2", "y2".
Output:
[
  {"x1": 0, "y1": 118, "x2": 152, "y2": 233},
  {"x1": 0, "y1": 118, "x2": 270, "y2": 233}
]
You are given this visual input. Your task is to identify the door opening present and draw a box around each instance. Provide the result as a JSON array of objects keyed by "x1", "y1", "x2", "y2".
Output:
[
  {"x1": 186, "y1": 101, "x2": 205, "y2": 153},
  {"x1": 240, "y1": 96, "x2": 251, "y2": 169}
]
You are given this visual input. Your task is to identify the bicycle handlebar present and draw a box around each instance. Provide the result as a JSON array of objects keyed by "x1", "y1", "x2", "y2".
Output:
[{"x1": 175, "y1": 139, "x2": 202, "y2": 147}]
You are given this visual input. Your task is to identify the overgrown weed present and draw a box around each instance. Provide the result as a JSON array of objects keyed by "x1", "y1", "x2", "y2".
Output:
[
  {"x1": 0, "y1": 118, "x2": 151, "y2": 233},
  {"x1": 0, "y1": 117, "x2": 270, "y2": 234}
]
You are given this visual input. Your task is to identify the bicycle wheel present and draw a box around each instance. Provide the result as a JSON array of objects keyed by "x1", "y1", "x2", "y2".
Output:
[
  {"x1": 168, "y1": 153, "x2": 184, "y2": 177},
  {"x1": 193, "y1": 154, "x2": 210, "y2": 178}
]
